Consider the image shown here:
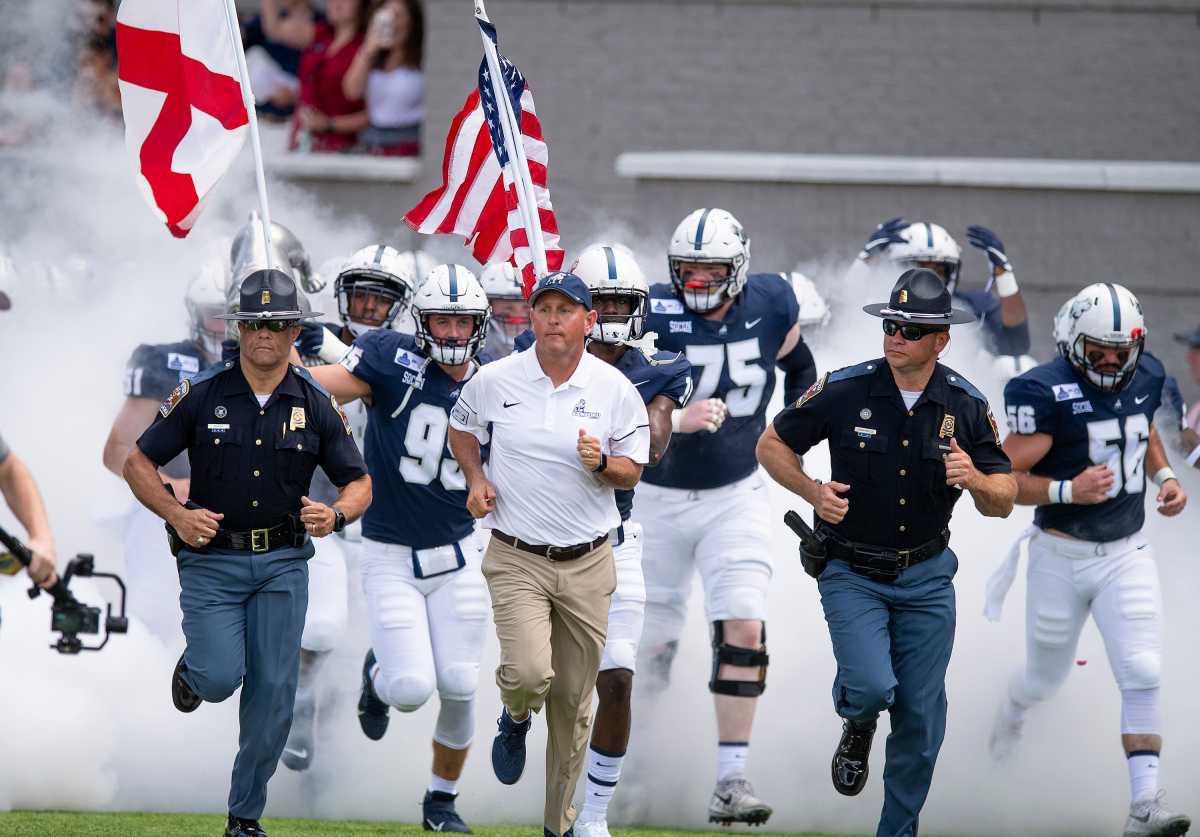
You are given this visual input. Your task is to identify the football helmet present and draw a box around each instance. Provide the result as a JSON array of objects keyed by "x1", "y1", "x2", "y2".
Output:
[
  {"x1": 479, "y1": 261, "x2": 529, "y2": 357},
  {"x1": 1056, "y1": 283, "x2": 1146, "y2": 393},
  {"x1": 572, "y1": 242, "x2": 648, "y2": 344},
  {"x1": 413, "y1": 264, "x2": 490, "y2": 365},
  {"x1": 667, "y1": 208, "x2": 751, "y2": 313},
  {"x1": 185, "y1": 259, "x2": 229, "y2": 360},
  {"x1": 229, "y1": 213, "x2": 316, "y2": 292},
  {"x1": 885, "y1": 222, "x2": 963, "y2": 293},
  {"x1": 334, "y1": 245, "x2": 418, "y2": 336}
]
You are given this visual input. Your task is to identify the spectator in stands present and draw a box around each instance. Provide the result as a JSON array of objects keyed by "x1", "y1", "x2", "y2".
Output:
[
  {"x1": 243, "y1": 0, "x2": 324, "y2": 121},
  {"x1": 291, "y1": 0, "x2": 370, "y2": 153},
  {"x1": 73, "y1": 0, "x2": 120, "y2": 118},
  {"x1": 343, "y1": 0, "x2": 425, "y2": 156}
]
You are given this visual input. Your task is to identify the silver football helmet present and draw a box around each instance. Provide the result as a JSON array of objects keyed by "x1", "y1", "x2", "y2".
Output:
[
  {"x1": 885, "y1": 222, "x2": 963, "y2": 293},
  {"x1": 185, "y1": 259, "x2": 229, "y2": 360},
  {"x1": 572, "y1": 243, "x2": 649, "y2": 344},
  {"x1": 479, "y1": 261, "x2": 529, "y2": 357},
  {"x1": 413, "y1": 264, "x2": 491, "y2": 365},
  {"x1": 667, "y1": 208, "x2": 751, "y2": 313},
  {"x1": 1056, "y1": 283, "x2": 1146, "y2": 393},
  {"x1": 334, "y1": 245, "x2": 418, "y2": 336},
  {"x1": 229, "y1": 212, "x2": 317, "y2": 292}
]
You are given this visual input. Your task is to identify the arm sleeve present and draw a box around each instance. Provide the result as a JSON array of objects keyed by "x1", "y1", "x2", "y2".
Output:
[
  {"x1": 135, "y1": 385, "x2": 196, "y2": 467},
  {"x1": 967, "y1": 398, "x2": 1013, "y2": 475},
  {"x1": 771, "y1": 375, "x2": 832, "y2": 456},
  {"x1": 449, "y1": 370, "x2": 490, "y2": 444},
  {"x1": 1003, "y1": 376, "x2": 1056, "y2": 436},
  {"x1": 777, "y1": 337, "x2": 816, "y2": 405},
  {"x1": 609, "y1": 380, "x2": 651, "y2": 464},
  {"x1": 315, "y1": 394, "x2": 369, "y2": 487}
]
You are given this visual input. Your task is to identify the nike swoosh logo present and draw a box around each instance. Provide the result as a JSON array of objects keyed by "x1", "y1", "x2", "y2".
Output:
[
  {"x1": 283, "y1": 747, "x2": 308, "y2": 760},
  {"x1": 425, "y1": 819, "x2": 446, "y2": 831},
  {"x1": 503, "y1": 400, "x2": 521, "y2": 408},
  {"x1": 1135, "y1": 395, "x2": 1149, "y2": 404},
  {"x1": 632, "y1": 380, "x2": 651, "y2": 387},
  {"x1": 1132, "y1": 812, "x2": 1151, "y2": 823},
  {"x1": 745, "y1": 318, "x2": 762, "y2": 329},
  {"x1": 716, "y1": 794, "x2": 733, "y2": 805}
]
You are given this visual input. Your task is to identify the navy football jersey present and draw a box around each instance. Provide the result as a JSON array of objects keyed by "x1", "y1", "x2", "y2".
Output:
[
  {"x1": 341, "y1": 329, "x2": 475, "y2": 549},
  {"x1": 642, "y1": 272, "x2": 800, "y2": 490},
  {"x1": 123, "y1": 340, "x2": 209, "y2": 401},
  {"x1": 1004, "y1": 352, "x2": 1166, "y2": 542},
  {"x1": 611, "y1": 346, "x2": 693, "y2": 520}
]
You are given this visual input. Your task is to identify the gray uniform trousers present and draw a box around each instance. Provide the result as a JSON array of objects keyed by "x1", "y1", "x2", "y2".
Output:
[
  {"x1": 818, "y1": 548, "x2": 957, "y2": 837},
  {"x1": 177, "y1": 542, "x2": 311, "y2": 819}
]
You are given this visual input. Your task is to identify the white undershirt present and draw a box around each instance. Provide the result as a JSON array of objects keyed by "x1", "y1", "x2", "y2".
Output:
[
  {"x1": 255, "y1": 394, "x2": 270, "y2": 407},
  {"x1": 900, "y1": 389, "x2": 923, "y2": 410}
]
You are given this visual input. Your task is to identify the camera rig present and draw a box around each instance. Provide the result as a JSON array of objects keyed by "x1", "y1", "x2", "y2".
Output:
[{"x1": 0, "y1": 524, "x2": 128, "y2": 654}]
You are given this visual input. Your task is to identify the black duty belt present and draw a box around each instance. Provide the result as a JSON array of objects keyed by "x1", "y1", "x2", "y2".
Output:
[
  {"x1": 823, "y1": 529, "x2": 950, "y2": 583},
  {"x1": 492, "y1": 531, "x2": 608, "y2": 562},
  {"x1": 209, "y1": 520, "x2": 307, "y2": 554}
]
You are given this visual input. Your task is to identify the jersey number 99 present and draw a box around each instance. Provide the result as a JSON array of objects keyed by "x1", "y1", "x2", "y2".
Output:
[{"x1": 399, "y1": 403, "x2": 466, "y2": 491}]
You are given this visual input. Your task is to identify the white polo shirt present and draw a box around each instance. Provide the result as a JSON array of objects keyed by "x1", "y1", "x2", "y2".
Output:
[{"x1": 450, "y1": 345, "x2": 650, "y2": 547}]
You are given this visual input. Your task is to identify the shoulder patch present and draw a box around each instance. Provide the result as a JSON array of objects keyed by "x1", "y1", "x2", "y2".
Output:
[
  {"x1": 650, "y1": 298, "x2": 684, "y2": 315},
  {"x1": 986, "y1": 407, "x2": 1001, "y2": 445},
  {"x1": 828, "y1": 360, "x2": 879, "y2": 384},
  {"x1": 331, "y1": 394, "x2": 352, "y2": 435},
  {"x1": 166, "y1": 352, "x2": 200, "y2": 374},
  {"x1": 158, "y1": 379, "x2": 190, "y2": 418},
  {"x1": 796, "y1": 372, "x2": 828, "y2": 407},
  {"x1": 394, "y1": 347, "x2": 430, "y2": 371}
]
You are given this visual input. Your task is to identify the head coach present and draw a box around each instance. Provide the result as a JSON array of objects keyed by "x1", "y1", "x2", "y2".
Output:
[{"x1": 447, "y1": 271, "x2": 650, "y2": 837}]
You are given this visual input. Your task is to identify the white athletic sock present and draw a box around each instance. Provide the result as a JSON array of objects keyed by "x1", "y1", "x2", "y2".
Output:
[
  {"x1": 428, "y1": 773, "x2": 459, "y2": 796},
  {"x1": 717, "y1": 741, "x2": 748, "y2": 782},
  {"x1": 580, "y1": 746, "x2": 624, "y2": 822},
  {"x1": 1128, "y1": 751, "x2": 1159, "y2": 803}
]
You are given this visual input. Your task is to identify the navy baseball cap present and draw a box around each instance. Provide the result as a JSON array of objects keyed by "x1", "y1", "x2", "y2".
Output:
[
  {"x1": 528, "y1": 271, "x2": 592, "y2": 310},
  {"x1": 1175, "y1": 325, "x2": 1200, "y2": 348}
]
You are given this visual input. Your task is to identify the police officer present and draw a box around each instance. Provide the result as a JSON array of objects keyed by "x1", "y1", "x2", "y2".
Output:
[
  {"x1": 756, "y1": 268, "x2": 1016, "y2": 837},
  {"x1": 122, "y1": 269, "x2": 372, "y2": 837}
]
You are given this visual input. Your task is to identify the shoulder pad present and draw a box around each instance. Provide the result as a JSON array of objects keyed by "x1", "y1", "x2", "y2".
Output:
[
  {"x1": 827, "y1": 360, "x2": 880, "y2": 384},
  {"x1": 1138, "y1": 350, "x2": 1165, "y2": 379},
  {"x1": 942, "y1": 366, "x2": 988, "y2": 402},
  {"x1": 291, "y1": 364, "x2": 331, "y2": 398}
]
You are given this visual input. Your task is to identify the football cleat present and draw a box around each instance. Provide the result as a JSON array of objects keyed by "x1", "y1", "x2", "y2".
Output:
[
  {"x1": 1123, "y1": 791, "x2": 1191, "y2": 837},
  {"x1": 281, "y1": 689, "x2": 315, "y2": 771},
  {"x1": 572, "y1": 818, "x2": 612, "y2": 837},
  {"x1": 707, "y1": 776, "x2": 772, "y2": 826},
  {"x1": 422, "y1": 790, "x2": 471, "y2": 833},
  {"x1": 988, "y1": 699, "x2": 1025, "y2": 763},
  {"x1": 357, "y1": 649, "x2": 390, "y2": 741},
  {"x1": 831, "y1": 719, "x2": 876, "y2": 796}
]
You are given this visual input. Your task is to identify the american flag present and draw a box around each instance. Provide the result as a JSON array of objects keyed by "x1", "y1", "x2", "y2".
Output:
[{"x1": 404, "y1": 17, "x2": 563, "y2": 296}]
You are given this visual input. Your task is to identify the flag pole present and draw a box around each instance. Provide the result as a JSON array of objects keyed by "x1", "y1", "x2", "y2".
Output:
[
  {"x1": 221, "y1": 0, "x2": 275, "y2": 270},
  {"x1": 474, "y1": 0, "x2": 549, "y2": 280}
]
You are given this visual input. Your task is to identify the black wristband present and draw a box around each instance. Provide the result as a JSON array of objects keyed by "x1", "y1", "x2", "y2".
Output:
[
  {"x1": 332, "y1": 508, "x2": 346, "y2": 533},
  {"x1": 592, "y1": 453, "x2": 608, "y2": 474}
]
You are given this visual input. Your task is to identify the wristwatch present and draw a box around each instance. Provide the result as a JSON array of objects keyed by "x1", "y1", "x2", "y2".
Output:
[
  {"x1": 592, "y1": 453, "x2": 608, "y2": 474},
  {"x1": 332, "y1": 508, "x2": 346, "y2": 533}
]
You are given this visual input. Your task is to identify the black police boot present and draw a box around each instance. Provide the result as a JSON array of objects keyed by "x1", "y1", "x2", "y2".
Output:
[
  {"x1": 223, "y1": 814, "x2": 268, "y2": 837},
  {"x1": 543, "y1": 828, "x2": 574, "y2": 837},
  {"x1": 831, "y1": 718, "x2": 876, "y2": 796},
  {"x1": 422, "y1": 790, "x2": 472, "y2": 833},
  {"x1": 172, "y1": 653, "x2": 202, "y2": 714},
  {"x1": 491, "y1": 707, "x2": 531, "y2": 785},
  {"x1": 357, "y1": 648, "x2": 390, "y2": 741}
]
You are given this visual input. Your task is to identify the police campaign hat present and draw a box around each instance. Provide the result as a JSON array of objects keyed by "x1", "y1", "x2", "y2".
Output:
[
  {"x1": 528, "y1": 271, "x2": 592, "y2": 310},
  {"x1": 217, "y1": 268, "x2": 321, "y2": 320},
  {"x1": 863, "y1": 268, "x2": 976, "y2": 325}
]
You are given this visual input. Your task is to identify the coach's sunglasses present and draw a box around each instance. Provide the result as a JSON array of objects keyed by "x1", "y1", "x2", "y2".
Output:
[
  {"x1": 238, "y1": 319, "x2": 298, "y2": 332},
  {"x1": 883, "y1": 319, "x2": 947, "y2": 341}
]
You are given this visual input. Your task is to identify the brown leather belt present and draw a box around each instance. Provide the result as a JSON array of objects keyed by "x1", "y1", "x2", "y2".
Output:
[{"x1": 492, "y1": 530, "x2": 608, "y2": 562}]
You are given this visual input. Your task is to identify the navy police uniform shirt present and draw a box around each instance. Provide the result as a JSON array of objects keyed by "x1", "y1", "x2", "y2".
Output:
[
  {"x1": 644, "y1": 272, "x2": 800, "y2": 490},
  {"x1": 340, "y1": 329, "x2": 476, "y2": 550},
  {"x1": 136, "y1": 359, "x2": 367, "y2": 534},
  {"x1": 775, "y1": 359, "x2": 1011, "y2": 549},
  {"x1": 1004, "y1": 352, "x2": 1165, "y2": 542},
  {"x1": 611, "y1": 346, "x2": 693, "y2": 520},
  {"x1": 955, "y1": 289, "x2": 1032, "y2": 357},
  {"x1": 124, "y1": 339, "x2": 212, "y2": 401}
]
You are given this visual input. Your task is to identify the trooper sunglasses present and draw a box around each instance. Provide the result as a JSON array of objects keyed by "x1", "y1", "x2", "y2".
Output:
[
  {"x1": 238, "y1": 319, "x2": 298, "y2": 332},
  {"x1": 883, "y1": 319, "x2": 947, "y2": 341}
]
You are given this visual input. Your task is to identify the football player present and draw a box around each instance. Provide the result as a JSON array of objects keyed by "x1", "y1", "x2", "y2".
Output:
[
  {"x1": 635, "y1": 208, "x2": 816, "y2": 825},
  {"x1": 987, "y1": 283, "x2": 1190, "y2": 837},
  {"x1": 101, "y1": 260, "x2": 226, "y2": 642},
  {"x1": 308, "y1": 265, "x2": 492, "y2": 833},
  {"x1": 479, "y1": 261, "x2": 531, "y2": 361},
  {"x1": 856, "y1": 218, "x2": 1034, "y2": 378},
  {"x1": 563, "y1": 243, "x2": 692, "y2": 837}
]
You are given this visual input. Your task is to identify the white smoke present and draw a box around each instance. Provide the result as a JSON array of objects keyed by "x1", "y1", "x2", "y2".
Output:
[{"x1": 1, "y1": 64, "x2": 1198, "y2": 837}]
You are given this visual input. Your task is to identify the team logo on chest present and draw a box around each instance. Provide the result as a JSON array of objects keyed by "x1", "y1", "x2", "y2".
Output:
[{"x1": 572, "y1": 398, "x2": 600, "y2": 419}]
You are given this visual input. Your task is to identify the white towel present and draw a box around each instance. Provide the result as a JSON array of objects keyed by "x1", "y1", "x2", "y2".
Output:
[{"x1": 983, "y1": 525, "x2": 1038, "y2": 622}]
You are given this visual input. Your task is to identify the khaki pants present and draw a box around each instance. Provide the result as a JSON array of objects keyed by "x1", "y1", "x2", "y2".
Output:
[{"x1": 483, "y1": 535, "x2": 616, "y2": 836}]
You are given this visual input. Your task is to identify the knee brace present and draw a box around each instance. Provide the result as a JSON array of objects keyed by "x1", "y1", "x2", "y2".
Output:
[
  {"x1": 433, "y1": 696, "x2": 475, "y2": 750},
  {"x1": 708, "y1": 621, "x2": 768, "y2": 698},
  {"x1": 1121, "y1": 688, "x2": 1161, "y2": 735}
]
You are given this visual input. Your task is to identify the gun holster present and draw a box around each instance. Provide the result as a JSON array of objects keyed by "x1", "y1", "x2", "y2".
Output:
[
  {"x1": 163, "y1": 483, "x2": 205, "y2": 558},
  {"x1": 285, "y1": 513, "x2": 309, "y2": 549},
  {"x1": 799, "y1": 536, "x2": 829, "y2": 580}
]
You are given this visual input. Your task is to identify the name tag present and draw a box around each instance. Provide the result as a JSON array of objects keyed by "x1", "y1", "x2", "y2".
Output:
[
  {"x1": 411, "y1": 542, "x2": 466, "y2": 579},
  {"x1": 207, "y1": 423, "x2": 230, "y2": 432},
  {"x1": 854, "y1": 426, "x2": 876, "y2": 437}
]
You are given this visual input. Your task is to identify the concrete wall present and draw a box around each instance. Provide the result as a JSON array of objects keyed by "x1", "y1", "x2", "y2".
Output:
[{"x1": 276, "y1": 0, "x2": 1200, "y2": 390}]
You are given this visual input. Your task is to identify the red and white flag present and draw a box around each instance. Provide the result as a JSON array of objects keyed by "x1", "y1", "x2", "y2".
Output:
[
  {"x1": 116, "y1": 0, "x2": 248, "y2": 237},
  {"x1": 404, "y1": 17, "x2": 563, "y2": 296}
]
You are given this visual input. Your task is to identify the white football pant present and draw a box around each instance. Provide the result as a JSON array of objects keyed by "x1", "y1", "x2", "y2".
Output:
[
  {"x1": 600, "y1": 522, "x2": 646, "y2": 673},
  {"x1": 302, "y1": 533, "x2": 348, "y2": 653},
  {"x1": 633, "y1": 472, "x2": 773, "y2": 649}
]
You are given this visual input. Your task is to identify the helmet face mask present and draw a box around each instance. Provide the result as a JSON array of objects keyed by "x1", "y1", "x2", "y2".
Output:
[
  {"x1": 186, "y1": 261, "x2": 229, "y2": 360},
  {"x1": 887, "y1": 223, "x2": 963, "y2": 294},
  {"x1": 334, "y1": 246, "x2": 417, "y2": 336},
  {"x1": 571, "y1": 242, "x2": 650, "y2": 344},
  {"x1": 667, "y1": 209, "x2": 750, "y2": 314},
  {"x1": 1057, "y1": 283, "x2": 1146, "y2": 393},
  {"x1": 413, "y1": 265, "x2": 490, "y2": 365},
  {"x1": 591, "y1": 289, "x2": 646, "y2": 344}
]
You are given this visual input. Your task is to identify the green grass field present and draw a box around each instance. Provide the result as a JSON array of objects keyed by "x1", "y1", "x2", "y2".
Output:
[{"x1": 0, "y1": 813, "x2": 847, "y2": 837}]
